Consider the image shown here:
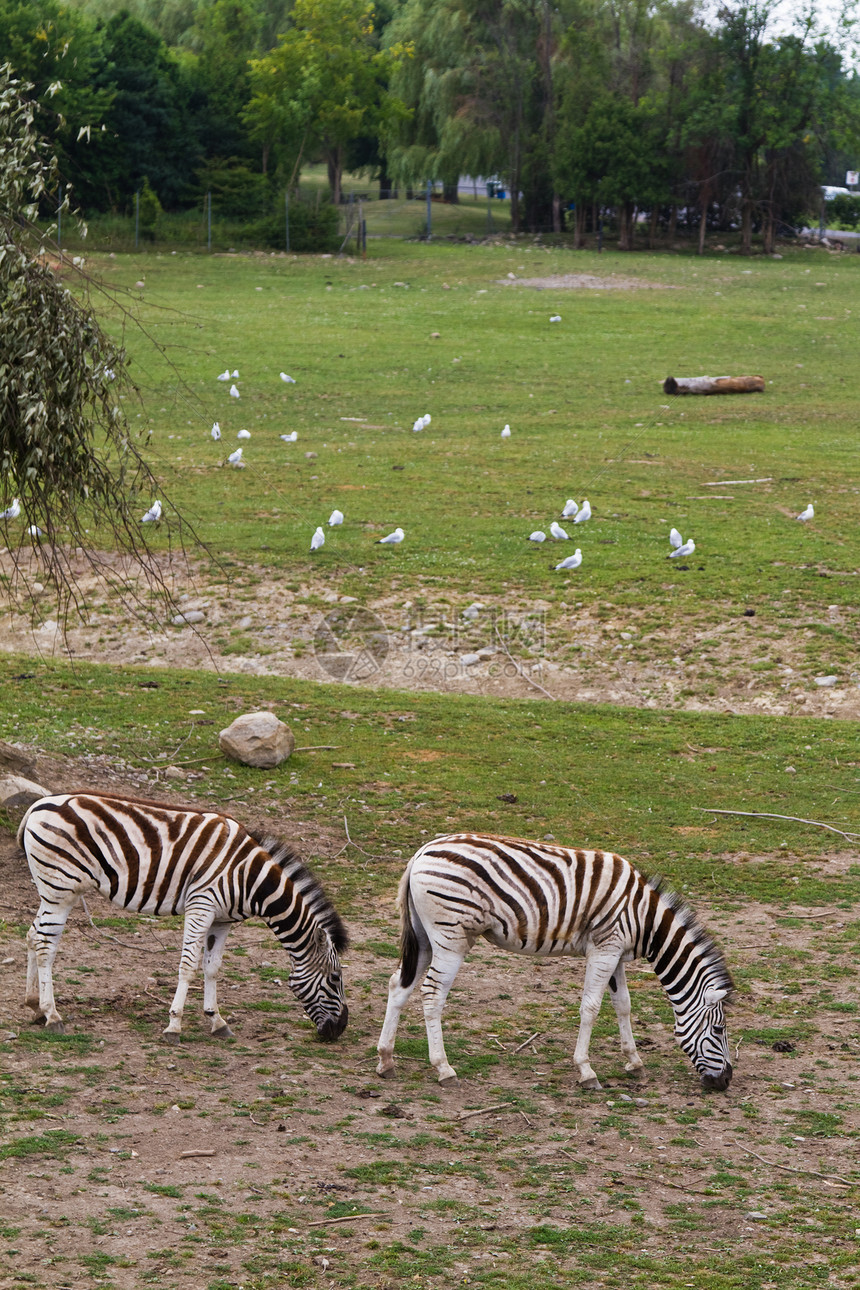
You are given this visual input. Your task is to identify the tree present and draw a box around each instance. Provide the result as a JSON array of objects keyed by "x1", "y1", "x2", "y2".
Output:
[
  {"x1": 0, "y1": 66, "x2": 170, "y2": 616},
  {"x1": 245, "y1": 0, "x2": 397, "y2": 202}
]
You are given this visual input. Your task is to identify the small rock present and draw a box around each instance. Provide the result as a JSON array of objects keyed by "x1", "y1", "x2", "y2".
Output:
[
  {"x1": 460, "y1": 653, "x2": 481, "y2": 667},
  {"x1": 305, "y1": 452, "x2": 318, "y2": 460},
  {"x1": 219, "y1": 711, "x2": 295, "y2": 768},
  {"x1": 0, "y1": 775, "x2": 50, "y2": 808},
  {"x1": 543, "y1": 833, "x2": 555, "y2": 841},
  {"x1": 430, "y1": 332, "x2": 441, "y2": 338},
  {"x1": 162, "y1": 766, "x2": 187, "y2": 781},
  {"x1": 814, "y1": 675, "x2": 838, "y2": 687},
  {"x1": 746, "y1": 1212, "x2": 769, "y2": 1221},
  {"x1": 497, "y1": 793, "x2": 518, "y2": 804},
  {"x1": 172, "y1": 610, "x2": 205, "y2": 626},
  {"x1": 785, "y1": 766, "x2": 797, "y2": 774}
]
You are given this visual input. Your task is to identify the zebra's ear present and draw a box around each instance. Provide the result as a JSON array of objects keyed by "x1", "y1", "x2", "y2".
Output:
[{"x1": 703, "y1": 987, "x2": 728, "y2": 1006}]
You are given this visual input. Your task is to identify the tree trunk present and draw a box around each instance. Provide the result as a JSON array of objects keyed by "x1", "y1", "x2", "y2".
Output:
[
  {"x1": 327, "y1": 148, "x2": 342, "y2": 206},
  {"x1": 649, "y1": 206, "x2": 659, "y2": 249},
  {"x1": 698, "y1": 199, "x2": 707, "y2": 255},
  {"x1": 442, "y1": 181, "x2": 459, "y2": 204},
  {"x1": 378, "y1": 162, "x2": 393, "y2": 200},
  {"x1": 552, "y1": 193, "x2": 562, "y2": 234},
  {"x1": 663, "y1": 374, "x2": 766, "y2": 395},
  {"x1": 741, "y1": 195, "x2": 753, "y2": 254},
  {"x1": 618, "y1": 201, "x2": 633, "y2": 251},
  {"x1": 668, "y1": 204, "x2": 677, "y2": 243},
  {"x1": 574, "y1": 203, "x2": 585, "y2": 248},
  {"x1": 261, "y1": 143, "x2": 269, "y2": 177}
]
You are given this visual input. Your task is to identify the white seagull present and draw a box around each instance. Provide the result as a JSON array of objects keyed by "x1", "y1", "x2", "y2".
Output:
[
  {"x1": 529, "y1": 530, "x2": 547, "y2": 543},
  {"x1": 550, "y1": 314, "x2": 561, "y2": 322},
  {"x1": 329, "y1": 509, "x2": 344, "y2": 526},
  {"x1": 378, "y1": 527, "x2": 404, "y2": 545},
  {"x1": 574, "y1": 498, "x2": 592, "y2": 523},
  {"x1": 562, "y1": 499, "x2": 579, "y2": 518},
  {"x1": 311, "y1": 526, "x2": 325, "y2": 552},
  {"x1": 501, "y1": 424, "x2": 511, "y2": 439},
  {"x1": 669, "y1": 527, "x2": 683, "y2": 549},
  {"x1": 229, "y1": 384, "x2": 240, "y2": 399},
  {"x1": 796, "y1": 504, "x2": 814, "y2": 522},
  {"x1": 280, "y1": 372, "x2": 296, "y2": 383},
  {"x1": 0, "y1": 498, "x2": 21, "y2": 521},
  {"x1": 28, "y1": 524, "x2": 44, "y2": 538},
  {"x1": 141, "y1": 500, "x2": 162, "y2": 523},
  {"x1": 217, "y1": 369, "x2": 230, "y2": 381},
  {"x1": 231, "y1": 370, "x2": 239, "y2": 379},
  {"x1": 550, "y1": 521, "x2": 569, "y2": 540},
  {"x1": 236, "y1": 429, "x2": 251, "y2": 440},
  {"x1": 280, "y1": 431, "x2": 298, "y2": 442},
  {"x1": 227, "y1": 447, "x2": 243, "y2": 465},
  {"x1": 211, "y1": 422, "x2": 221, "y2": 440},
  {"x1": 669, "y1": 539, "x2": 696, "y2": 558},
  {"x1": 555, "y1": 548, "x2": 582, "y2": 571}
]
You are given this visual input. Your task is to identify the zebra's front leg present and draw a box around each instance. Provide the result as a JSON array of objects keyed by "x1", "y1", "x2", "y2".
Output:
[
  {"x1": 608, "y1": 960, "x2": 645, "y2": 1077},
  {"x1": 164, "y1": 906, "x2": 211, "y2": 1043},
  {"x1": 26, "y1": 903, "x2": 74, "y2": 1032},
  {"x1": 202, "y1": 922, "x2": 234, "y2": 1038},
  {"x1": 574, "y1": 948, "x2": 624, "y2": 1090},
  {"x1": 420, "y1": 944, "x2": 467, "y2": 1087},
  {"x1": 376, "y1": 943, "x2": 432, "y2": 1079}
]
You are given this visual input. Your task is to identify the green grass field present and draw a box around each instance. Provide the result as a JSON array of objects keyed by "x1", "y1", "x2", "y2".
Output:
[{"x1": 1, "y1": 237, "x2": 859, "y2": 1290}]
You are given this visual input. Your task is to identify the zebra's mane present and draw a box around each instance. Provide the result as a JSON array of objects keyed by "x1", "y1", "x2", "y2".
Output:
[
  {"x1": 248, "y1": 827, "x2": 349, "y2": 953},
  {"x1": 646, "y1": 875, "x2": 733, "y2": 995}
]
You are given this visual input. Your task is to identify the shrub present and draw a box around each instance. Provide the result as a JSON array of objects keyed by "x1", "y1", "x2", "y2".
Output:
[
  {"x1": 247, "y1": 194, "x2": 340, "y2": 253},
  {"x1": 826, "y1": 192, "x2": 860, "y2": 229}
]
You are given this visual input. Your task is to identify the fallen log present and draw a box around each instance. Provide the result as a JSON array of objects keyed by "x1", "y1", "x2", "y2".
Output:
[{"x1": 663, "y1": 374, "x2": 765, "y2": 395}]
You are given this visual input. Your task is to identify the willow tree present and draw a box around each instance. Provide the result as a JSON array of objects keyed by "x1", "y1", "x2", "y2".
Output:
[{"x1": 0, "y1": 66, "x2": 172, "y2": 619}]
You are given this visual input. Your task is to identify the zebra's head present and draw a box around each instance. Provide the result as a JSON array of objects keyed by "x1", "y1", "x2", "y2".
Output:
[
  {"x1": 674, "y1": 985, "x2": 732, "y2": 1091},
  {"x1": 288, "y1": 924, "x2": 348, "y2": 1041}
]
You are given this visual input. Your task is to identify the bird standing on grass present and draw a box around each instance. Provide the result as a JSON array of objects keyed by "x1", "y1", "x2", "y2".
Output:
[
  {"x1": 550, "y1": 521, "x2": 569, "y2": 540},
  {"x1": 555, "y1": 549, "x2": 582, "y2": 571},
  {"x1": 669, "y1": 528, "x2": 683, "y2": 549},
  {"x1": 227, "y1": 448, "x2": 243, "y2": 465},
  {"x1": 142, "y1": 501, "x2": 162, "y2": 523},
  {"x1": 501, "y1": 424, "x2": 511, "y2": 439},
  {"x1": 229, "y1": 384, "x2": 240, "y2": 399},
  {"x1": 280, "y1": 432, "x2": 298, "y2": 442},
  {"x1": 211, "y1": 423, "x2": 221, "y2": 440},
  {"x1": 529, "y1": 531, "x2": 546, "y2": 543},
  {"x1": 574, "y1": 498, "x2": 592, "y2": 524},
  {"x1": 562, "y1": 499, "x2": 579, "y2": 519},
  {"x1": 329, "y1": 510, "x2": 344, "y2": 526},
  {"x1": 0, "y1": 498, "x2": 21, "y2": 521},
  {"x1": 796, "y1": 504, "x2": 814, "y2": 522},
  {"x1": 378, "y1": 527, "x2": 404, "y2": 545},
  {"x1": 669, "y1": 539, "x2": 696, "y2": 559},
  {"x1": 311, "y1": 527, "x2": 325, "y2": 552},
  {"x1": 280, "y1": 373, "x2": 296, "y2": 383}
]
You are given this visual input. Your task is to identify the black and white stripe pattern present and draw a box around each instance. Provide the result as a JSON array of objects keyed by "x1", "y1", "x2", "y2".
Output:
[
  {"x1": 19, "y1": 792, "x2": 348, "y2": 1043},
  {"x1": 377, "y1": 833, "x2": 732, "y2": 1091}
]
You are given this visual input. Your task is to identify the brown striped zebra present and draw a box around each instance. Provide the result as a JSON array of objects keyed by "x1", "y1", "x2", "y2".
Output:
[
  {"x1": 19, "y1": 792, "x2": 348, "y2": 1043},
  {"x1": 376, "y1": 833, "x2": 732, "y2": 1091}
]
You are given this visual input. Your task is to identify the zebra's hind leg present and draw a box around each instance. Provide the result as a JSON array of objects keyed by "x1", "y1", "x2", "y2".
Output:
[
  {"x1": 419, "y1": 943, "x2": 468, "y2": 1087},
  {"x1": 202, "y1": 922, "x2": 234, "y2": 1038},
  {"x1": 376, "y1": 940, "x2": 432, "y2": 1079},
  {"x1": 608, "y1": 960, "x2": 645, "y2": 1077},
  {"x1": 26, "y1": 901, "x2": 74, "y2": 1032},
  {"x1": 574, "y1": 947, "x2": 625, "y2": 1090}
]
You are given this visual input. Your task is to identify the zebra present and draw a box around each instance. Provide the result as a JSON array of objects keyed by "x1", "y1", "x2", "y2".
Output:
[
  {"x1": 376, "y1": 833, "x2": 732, "y2": 1092},
  {"x1": 18, "y1": 792, "x2": 349, "y2": 1044}
]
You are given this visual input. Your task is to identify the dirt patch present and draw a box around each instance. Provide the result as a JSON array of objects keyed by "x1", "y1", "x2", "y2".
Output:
[
  {"x1": 2, "y1": 553, "x2": 859, "y2": 721},
  {"x1": 499, "y1": 274, "x2": 676, "y2": 291},
  {"x1": 1, "y1": 753, "x2": 858, "y2": 1288}
]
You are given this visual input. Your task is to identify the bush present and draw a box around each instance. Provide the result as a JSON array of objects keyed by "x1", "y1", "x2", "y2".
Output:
[
  {"x1": 138, "y1": 177, "x2": 162, "y2": 241},
  {"x1": 247, "y1": 194, "x2": 340, "y2": 253},
  {"x1": 196, "y1": 159, "x2": 271, "y2": 220},
  {"x1": 826, "y1": 193, "x2": 860, "y2": 229}
]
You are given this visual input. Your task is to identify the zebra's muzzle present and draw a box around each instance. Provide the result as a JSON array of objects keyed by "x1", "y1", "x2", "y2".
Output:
[
  {"x1": 700, "y1": 1062, "x2": 732, "y2": 1092},
  {"x1": 318, "y1": 1005, "x2": 348, "y2": 1042}
]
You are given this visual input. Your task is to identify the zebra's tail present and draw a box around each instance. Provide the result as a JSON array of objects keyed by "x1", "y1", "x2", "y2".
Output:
[{"x1": 397, "y1": 861, "x2": 430, "y2": 990}]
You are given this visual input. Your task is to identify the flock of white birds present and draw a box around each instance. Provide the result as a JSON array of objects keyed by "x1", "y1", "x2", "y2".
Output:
[{"x1": 0, "y1": 366, "x2": 818, "y2": 570}]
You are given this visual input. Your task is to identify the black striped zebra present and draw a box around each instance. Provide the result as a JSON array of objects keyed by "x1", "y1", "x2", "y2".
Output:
[
  {"x1": 19, "y1": 792, "x2": 348, "y2": 1044},
  {"x1": 377, "y1": 833, "x2": 732, "y2": 1091}
]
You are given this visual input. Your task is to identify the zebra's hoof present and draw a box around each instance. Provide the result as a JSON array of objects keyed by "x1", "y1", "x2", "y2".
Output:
[
  {"x1": 579, "y1": 1076, "x2": 602, "y2": 1091},
  {"x1": 212, "y1": 1024, "x2": 233, "y2": 1039},
  {"x1": 438, "y1": 1075, "x2": 461, "y2": 1089},
  {"x1": 161, "y1": 1031, "x2": 182, "y2": 1046},
  {"x1": 44, "y1": 1021, "x2": 65, "y2": 1035},
  {"x1": 377, "y1": 1065, "x2": 396, "y2": 1080}
]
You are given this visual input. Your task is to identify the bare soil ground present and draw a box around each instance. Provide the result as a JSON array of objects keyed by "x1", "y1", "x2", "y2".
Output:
[
  {"x1": 2, "y1": 553, "x2": 859, "y2": 722},
  {"x1": 497, "y1": 275, "x2": 676, "y2": 291},
  {"x1": 1, "y1": 749, "x2": 858, "y2": 1289}
]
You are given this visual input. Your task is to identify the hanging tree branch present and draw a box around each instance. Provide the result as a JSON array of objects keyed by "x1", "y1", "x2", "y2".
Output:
[{"x1": 0, "y1": 66, "x2": 199, "y2": 632}]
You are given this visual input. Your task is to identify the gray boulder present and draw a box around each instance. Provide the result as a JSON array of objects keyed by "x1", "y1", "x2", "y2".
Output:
[
  {"x1": 219, "y1": 712, "x2": 295, "y2": 769},
  {"x1": 0, "y1": 775, "x2": 50, "y2": 809}
]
